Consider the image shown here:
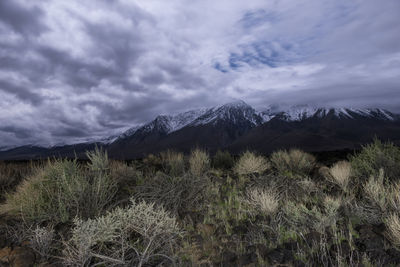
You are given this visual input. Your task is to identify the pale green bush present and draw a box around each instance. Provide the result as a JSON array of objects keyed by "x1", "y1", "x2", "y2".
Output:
[
  {"x1": 63, "y1": 199, "x2": 182, "y2": 266},
  {"x1": 2, "y1": 148, "x2": 117, "y2": 223},
  {"x1": 350, "y1": 139, "x2": 400, "y2": 183},
  {"x1": 135, "y1": 172, "x2": 210, "y2": 215},
  {"x1": 160, "y1": 150, "x2": 185, "y2": 176},
  {"x1": 283, "y1": 197, "x2": 340, "y2": 233},
  {"x1": 270, "y1": 149, "x2": 316, "y2": 178},
  {"x1": 189, "y1": 148, "x2": 210, "y2": 177},
  {"x1": 212, "y1": 150, "x2": 234, "y2": 170},
  {"x1": 234, "y1": 151, "x2": 269, "y2": 175}
]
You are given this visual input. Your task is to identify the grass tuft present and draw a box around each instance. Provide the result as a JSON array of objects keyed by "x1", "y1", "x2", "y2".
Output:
[
  {"x1": 234, "y1": 151, "x2": 269, "y2": 175},
  {"x1": 270, "y1": 149, "x2": 315, "y2": 178},
  {"x1": 189, "y1": 148, "x2": 210, "y2": 177}
]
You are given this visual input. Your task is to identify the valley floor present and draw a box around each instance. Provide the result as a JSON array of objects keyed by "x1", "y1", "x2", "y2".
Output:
[{"x1": 1, "y1": 140, "x2": 400, "y2": 266}]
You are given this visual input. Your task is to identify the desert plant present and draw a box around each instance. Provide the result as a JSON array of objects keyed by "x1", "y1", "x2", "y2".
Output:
[
  {"x1": 283, "y1": 198, "x2": 339, "y2": 233},
  {"x1": 247, "y1": 187, "x2": 279, "y2": 216},
  {"x1": 385, "y1": 213, "x2": 400, "y2": 248},
  {"x1": 29, "y1": 225, "x2": 55, "y2": 259},
  {"x1": 160, "y1": 150, "x2": 186, "y2": 176},
  {"x1": 270, "y1": 149, "x2": 316, "y2": 178},
  {"x1": 350, "y1": 138, "x2": 400, "y2": 183},
  {"x1": 63, "y1": 199, "x2": 182, "y2": 266},
  {"x1": 234, "y1": 151, "x2": 269, "y2": 175},
  {"x1": 329, "y1": 161, "x2": 352, "y2": 193},
  {"x1": 3, "y1": 149, "x2": 116, "y2": 223},
  {"x1": 363, "y1": 169, "x2": 388, "y2": 212},
  {"x1": 212, "y1": 150, "x2": 234, "y2": 170},
  {"x1": 135, "y1": 172, "x2": 211, "y2": 215},
  {"x1": 353, "y1": 169, "x2": 390, "y2": 224},
  {"x1": 189, "y1": 148, "x2": 210, "y2": 177}
]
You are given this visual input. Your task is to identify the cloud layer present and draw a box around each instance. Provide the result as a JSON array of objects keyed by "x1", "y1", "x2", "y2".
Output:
[{"x1": 1, "y1": 0, "x2": 399, "y2": 147}]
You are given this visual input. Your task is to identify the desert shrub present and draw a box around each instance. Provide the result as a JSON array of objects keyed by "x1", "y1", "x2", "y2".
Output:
[
  {"x1": 189, "y1": 148, "x2": 210, "y2": 177},
  {"x1": 350, "y1": 139, "x2": 400, "y2": 183},
  {"x1": 353, "y1": 169, "x2": 390, "y2": 224},
  {"x1": 246, "y1": 187, "x2": 279, "y2": 216},
  {"x1": 270, "y1": 149, "x2": 316, "y2": 178},
  {"x1": 29, "y1": 225, "x2": 55, "y2": 259},
  {"x1": 135, "y1": 172, "x2": 210, "y2": 215},
  {"x1": 3, "y1": 148, "x2": 117, "y2": 223},
  {"x1": 63, "y1": 199, "x2": 181, "y2": 266},
  {"x1": 160, "y1": 150, "x2": 185, "y2": 176},
  {"x1": 389, "y1": 183, "x2": 400, "y2": 213},
  {"x1": 329, "y1": 161, "x2": 352, "y2": 193},
  {"x1": 234, "y1": 151, "x2": 269, "y2": 175},
  {"x1": 109, "y1": 160, "x2": 143, "y2": 201},
  {"x1": 254, "y1": 174, "x2": 318, "y2": 203},
  {"x1": 385, "y1": 213, "x2": 400, "y2": 248},
  {"x1": 212, "y1": 150, "x2": 234, "y2": 170},
  {"x1": 204, "y1": 179, "x2": 250, "y2": 235},
  {"x1": 364, "y1": 169, "x2": 387, "y2": 212},
  {"x1": 283, "y1": 197, "x2": 340, "y2": 233}
]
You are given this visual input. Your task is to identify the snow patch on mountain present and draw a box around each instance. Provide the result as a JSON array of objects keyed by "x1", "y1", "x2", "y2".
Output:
[
  {"x1": 191, "y1": 100, "x2": 260, "y2": 126},
  {"x1": 260, "y1": 105, "x2": 397, "y2": 121}
]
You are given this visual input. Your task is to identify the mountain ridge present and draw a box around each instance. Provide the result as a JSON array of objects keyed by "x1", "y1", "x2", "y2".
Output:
[{"x1": 1, "y1": 101, "x2": 399, "y2": 159}]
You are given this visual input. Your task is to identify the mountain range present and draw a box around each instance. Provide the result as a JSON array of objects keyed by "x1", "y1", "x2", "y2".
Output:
[{"x1": 1, "y1": 100, "x2": 400, "y2": 160}]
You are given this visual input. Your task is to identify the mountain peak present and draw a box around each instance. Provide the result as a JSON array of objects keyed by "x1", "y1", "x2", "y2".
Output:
[{"x1": 220, "y1": 99, "x2": 251, "y2": 109}]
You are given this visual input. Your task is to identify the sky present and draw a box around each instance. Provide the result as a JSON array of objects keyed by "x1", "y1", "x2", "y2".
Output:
[{"x1": 0, "y1": 0, "x2": 400, "y2": 147}]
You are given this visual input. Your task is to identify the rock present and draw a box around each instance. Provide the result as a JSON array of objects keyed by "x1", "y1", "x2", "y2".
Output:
[
  {"x1": 355, "y1": 225, "x2": 384, "y2": 252},
  {"x1": 196, "y1": 223, "x2": 215, "y2": 236},
  {"x1": 221, "y1": 250, "x2": 237, "y2": 264},
  {"x1": 386, "y1": 248, "x2": 400, "y2": 265},
  {"x1": 256, "y1": 244, "x2": 269, "y2": 259},
  {"x1": 304, "y1": 231, "x2": 321, "y2": 246},
  {"x1": 283, "y1": 241, "x2": 298, "y2": 251},
  {"x1": 0, "y1": 246, "x2": 11, "y2": 264},
  {"x1": 9, "y1": 247, "x2": 36, "y2": 267},
  {"x1": 237, "y1": 252, "x2": 257, "y2": 266},
  {"x1": 318, "y1": 166, "x2": 332, "y2": 180},
  {"x1": 266, "y1": 247, "x2": 294, "y2": 265}
]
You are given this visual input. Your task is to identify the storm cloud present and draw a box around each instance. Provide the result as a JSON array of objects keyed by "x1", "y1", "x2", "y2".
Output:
[{"x1": 0, "y1": 0, "x2": 399, "y2": 147}]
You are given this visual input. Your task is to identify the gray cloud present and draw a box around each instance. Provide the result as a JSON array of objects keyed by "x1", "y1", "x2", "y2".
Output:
[{"x1": 0, "y1": 0, "x2": 399, "y2": 147}]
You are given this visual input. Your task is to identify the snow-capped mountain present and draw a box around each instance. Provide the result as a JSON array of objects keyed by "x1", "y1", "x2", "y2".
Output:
[
  {"x1": 1, "y1": 100, "x2": 399, "y2": 160},
  {"x1": 259, "y1": 105, "x2": 397, "y2": 122},
  {"x1": 115, "y1": 102, "x2": 398, "y2": 141},
  {"x1": 190, "y1": 100, "x2": 262, "y2": 126}
]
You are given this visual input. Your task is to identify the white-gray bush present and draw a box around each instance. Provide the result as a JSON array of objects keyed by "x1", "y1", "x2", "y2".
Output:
[
  {"x1": 63, "y1": 199, "x2": 182, "y2": 266},
  {"x1": 29, "y1": 225, "x2": 55, "y2": 259}
]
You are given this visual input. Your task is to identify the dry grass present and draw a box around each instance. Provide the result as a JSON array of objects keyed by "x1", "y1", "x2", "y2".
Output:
[
  {"x1": 234, "y1": 151, "x2": 269, "y2": 175},
  {"x1": 386, "y1": 213, "x2": 400, "y2": 248},
  {"x1": 270, "y1": 149, "x2": 316, "y2": 178},
  {"x1": 160, "y1": 150, "x2": 185, "y2": 176},
  {"x1": 329, "y1": 161, "x2": 352, "y2": 193},
  {"x1": 189, "y1": 148, "x2": 210, "y2": 177},
  {"x1": 363, "y1": 169, "x2": 387, "y2": 212},
  {"x1": 247, "y1": 187, "x2": 279, "y2": 216}
]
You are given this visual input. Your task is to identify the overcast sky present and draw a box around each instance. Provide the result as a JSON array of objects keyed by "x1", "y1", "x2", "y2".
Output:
[{"x1": 0, "y1": 0, "x2": 399, "y2": 147}]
